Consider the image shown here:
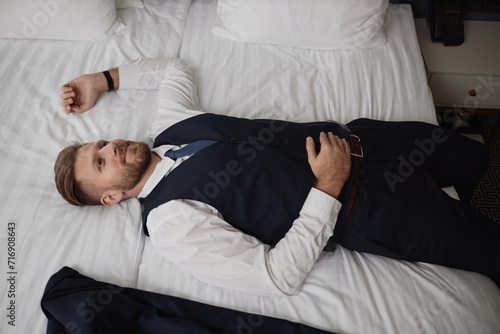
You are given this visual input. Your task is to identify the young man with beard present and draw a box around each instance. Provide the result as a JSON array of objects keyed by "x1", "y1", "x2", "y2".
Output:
[{"x1": 55, "y1": 58, "x2": 500, "y2": 295}]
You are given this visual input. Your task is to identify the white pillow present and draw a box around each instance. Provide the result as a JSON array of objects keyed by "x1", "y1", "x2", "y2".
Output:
[
  {"x1": 115, "y1": 0, "x2": 144, "y2": 9},
  {"x1": 212, "y1": 0, "x2": 390, "y2": 50},
  {"x1": 0, "y1": 0, "x2": 122, "y2": 41}
]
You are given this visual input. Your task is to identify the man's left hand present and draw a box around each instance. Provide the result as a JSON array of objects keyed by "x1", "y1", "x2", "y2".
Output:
[{"x1": 305, "y1": 132, "x2": 351, "y2": 199}]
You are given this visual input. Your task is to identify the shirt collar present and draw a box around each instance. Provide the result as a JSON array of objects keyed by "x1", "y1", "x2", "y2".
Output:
[{"x1": 138, "y1": 145, "x2": 181, "y2": 198}]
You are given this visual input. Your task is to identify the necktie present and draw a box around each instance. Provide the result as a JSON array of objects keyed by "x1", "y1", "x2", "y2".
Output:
[{"x1": 164, "y1": 140, "x2": 217, "y2": 160}]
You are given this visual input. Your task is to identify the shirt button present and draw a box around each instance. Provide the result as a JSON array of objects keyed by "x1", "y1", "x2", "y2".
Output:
[
  {"x1": 283, "y1": 138, "x2": 289, "y2": 144},
  {"x1": 230, "y1": 137, "x2": 237, "y2": 142}
]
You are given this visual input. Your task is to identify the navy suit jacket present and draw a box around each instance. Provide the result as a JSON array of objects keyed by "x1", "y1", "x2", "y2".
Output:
[{"x1": 41, "y1": 267, "x2": 336, "y2": 334}]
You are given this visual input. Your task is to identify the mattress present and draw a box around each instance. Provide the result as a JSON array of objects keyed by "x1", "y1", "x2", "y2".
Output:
[{"x1": 0, "y1": 0, "x2": 499, "y2": 333}]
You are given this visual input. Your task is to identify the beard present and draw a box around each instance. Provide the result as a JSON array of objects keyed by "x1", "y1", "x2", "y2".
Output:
[{"x1": 115, "y1": 141, "x2": 152, "y2": 191}]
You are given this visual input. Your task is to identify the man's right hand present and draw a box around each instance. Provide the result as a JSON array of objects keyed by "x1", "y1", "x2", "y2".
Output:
[
  {"x1": 60, "y1": 68, "x2": 118, "y2": 114},
  {"x1": 60, "y1": 73, "x2": 103, "y2": 113},
  {"x1": 305, "y1": 132, "x2": 351, "y2": 199}
]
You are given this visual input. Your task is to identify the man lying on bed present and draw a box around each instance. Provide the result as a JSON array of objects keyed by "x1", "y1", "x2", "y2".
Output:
[{"x1": 55, "y1": 58, "x2": 500, "y2": 295}]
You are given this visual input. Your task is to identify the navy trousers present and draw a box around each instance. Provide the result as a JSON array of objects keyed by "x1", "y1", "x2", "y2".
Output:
[{"x1": 340, "y1": 119, "x2": 500, "y2": 288}]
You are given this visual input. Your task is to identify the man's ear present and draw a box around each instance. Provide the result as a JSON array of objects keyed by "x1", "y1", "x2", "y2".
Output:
[{"x1": 101, "y1": 190, "x2": 124, "y2": 206}]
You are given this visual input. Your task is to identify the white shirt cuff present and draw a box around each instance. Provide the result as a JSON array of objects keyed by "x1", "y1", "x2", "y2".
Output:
[
  {"x1": 118, "y1": 61, "x2": 138, "y2": 90},
  {"x1": 302, "y1": 187, "x2": 342, "y2": 230}
]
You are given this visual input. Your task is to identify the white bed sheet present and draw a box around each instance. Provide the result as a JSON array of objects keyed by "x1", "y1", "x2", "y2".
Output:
[
  {"x1": 138, "y1": 242, "x2": 500, "y2": 333},
  {"x1": 0, "y1": 0, "x2": 498, "y2": 333},
  {"x1": 0, "y1": 1, "x2": 191, "y2": 333},
  {"x1": 178, "y1": 1, "x2": 437, "y2": 125}
]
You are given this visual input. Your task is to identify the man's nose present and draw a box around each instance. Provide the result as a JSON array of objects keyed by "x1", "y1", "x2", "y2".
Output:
[{"x1": 102, "y1": 141, "x2": 119, "y2": 158}]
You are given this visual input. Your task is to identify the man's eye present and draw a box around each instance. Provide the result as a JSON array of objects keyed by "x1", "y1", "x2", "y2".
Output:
[
  {"x1": 98, "y1": 160, "x2": 103, "y2": 169},
  {"x1": 102, "y1": 142, "x2": 108, "y2": 148}
]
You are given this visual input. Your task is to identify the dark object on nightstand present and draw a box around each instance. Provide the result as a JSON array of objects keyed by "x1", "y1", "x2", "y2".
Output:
[{"x1": 430, "y1": 0, "x2": 465, "y2": 46}]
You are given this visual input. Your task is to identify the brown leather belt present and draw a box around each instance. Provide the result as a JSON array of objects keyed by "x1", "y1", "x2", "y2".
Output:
[{"x1": 346, "y1": 134, "x2": 363, "y2": 220}]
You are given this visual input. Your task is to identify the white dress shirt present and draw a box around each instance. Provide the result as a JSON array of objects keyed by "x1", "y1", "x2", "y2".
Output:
[{"x1": 119, "y1": 58, "x2": 342, "y2": 296}]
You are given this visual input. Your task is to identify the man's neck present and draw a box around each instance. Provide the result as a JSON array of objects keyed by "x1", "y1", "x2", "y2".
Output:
[{"x1": 125, "y1": 152, "x2": 162, "y2": 199}]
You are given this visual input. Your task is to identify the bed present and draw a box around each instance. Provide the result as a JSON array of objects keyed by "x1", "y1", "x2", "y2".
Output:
[{"x1": 1, "y1": 0, "x2": 499, "y2": 333}]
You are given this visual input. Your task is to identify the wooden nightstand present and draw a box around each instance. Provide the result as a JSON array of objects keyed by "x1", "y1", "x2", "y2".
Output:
[{"x1": 414, "y1": 18, "x2": 500, "y2": 144}]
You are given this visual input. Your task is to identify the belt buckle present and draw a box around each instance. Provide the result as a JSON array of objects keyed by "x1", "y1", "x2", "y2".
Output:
[{"x1": 349, "y1": 134, "x2": 363, "y2": 158}]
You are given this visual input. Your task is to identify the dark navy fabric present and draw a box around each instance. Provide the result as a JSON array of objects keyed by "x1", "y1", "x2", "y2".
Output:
[
  {"x1": 140, "y1": 113, "x2": 353, "y2": 242},
  {"x1": 41, "y1": 267, "x2": 336, "y2": 334},
  {"x1": 343, "y1": 119, "x2": 500, "y2": 288}
]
